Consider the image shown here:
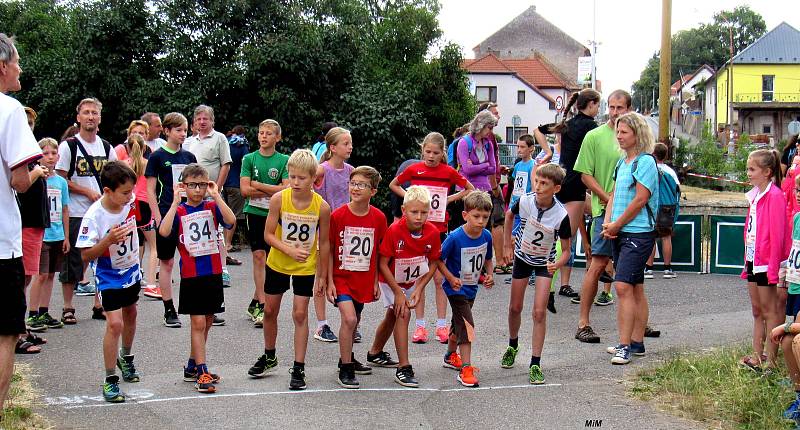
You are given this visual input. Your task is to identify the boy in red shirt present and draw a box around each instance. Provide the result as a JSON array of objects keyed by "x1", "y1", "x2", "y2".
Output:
[
  {"x1": 327, "y1": 166, "x2": 387, "y2": 389},
  {"x1": 367, "y1": 185, "x2": 442, "y2": 387}
]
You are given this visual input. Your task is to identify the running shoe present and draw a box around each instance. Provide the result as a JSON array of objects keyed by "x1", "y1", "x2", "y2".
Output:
[
  {"x1": 352, "y1": 357, "x2": 372, "y2": 375},
  {"x1": 663, "y1": 269, "x2": 677, "y2": 279},
  {"x1": 253, "y1": 309, "x2": 264, "y2": 328},
  {"x1": 599, "y1": 271, "x2": 615, "y2": 284},
  {"x1": 570, "y1": 295, "x2": 581, "y2": 304},
  {"x1": 354, "y1": 328, "x2": 362, "y2": 343},
  {"x1": 547, "y1": 291, "x2": 556, "y2": 314},
  {"x1": 575, "y1": 325, "x2": 600, "y2": 343},
  {"x1": 248, "y1": 354, "x2": 278, "y2": 378},
  {"x1": 394, "y1": 365, "x2": 419, "y2": 388},
  {"x1": 289, "y1": 366, "x2": 307, "y2": 390},
  {"x1": 116, "y1": 354, "x2": 141, "y2": 383},
  {"x1": 501, "y1": 346, "x2": 518, "y2": 369},
  {"x1": 221, "y1": 269, "x2": 231, "y2": 288},
  {"x1": 594, "y1": 291, "x2": 614, "y2": 306},
  {"x1": 435, "y1": 326, "x2": 449, "y2": 344},
  {"x1": 314, "y1": 324, "x2": 338, "y2": 342},
  {"x1": 611, "y1": 346, "x2": 631, "y2": 365},
  {"x1": 26, "y1": 315, "x2": 47, "y2": 332},
  {"x1": 606, "y1": 343, "x2": 646, "y2": 356},
  {"x1": 75, "y1": 281, "x2": 96, "y2": 296},
  {"x1": 246, "y1": 303, "x2": 259, "y2": 321},
  {"x1": 443, "y1": 351, "x2": 463, "y2": 370},
  {"x1": 164, "y1": 310, "x2": 181, "y2": 328},
  {"x1": 91, "y1": 306, "x2": 106, "y2": 320},
  {"x1": 39, "y1": 312, "x2": 64, "y2": 329},
  {"x1": 367, "y1": 351, "x2": 399, "y2": 367},
  {"x1": 184, "y1": 367, "x2": 221, "y2": 383},
  {"x1": 195, "y1": 372, "x2": 217, "y2": 393},
  {"x1": 558, "y1": 285, "x2": 578, "y2": 298},
  {"x1": 103, "y1": 375, "x2": 125, "y2": 403},
  {"x1": 337, "y1": 363, "x2": 359, "y2": 389},
  {"x1": 212, "y1": 315, "x2": 226, "y2": 326},
  {"x1": 458, "y1": 365, "x2": 478, "y2": 387},
  {"x1": 644, "y1": 326, "x2": 661, "y2": 338},
  {"x1": 783, "y1": 398, "x2": 800, "y2": 421},
  {"x1": 142, "y1": 285, "x2": 162, "y2": 299},
  {"x1": 411, "y1": 326, "x2": 429, "y2": 344},
  {"x1": 529, "y1": 365, "x2": 545, "y2": 385},
  {"x1": 643, "y1": 269, "x2": 654, "y2": 279}
]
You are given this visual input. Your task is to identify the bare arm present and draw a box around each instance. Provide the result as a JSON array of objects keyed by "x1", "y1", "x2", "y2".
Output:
[
  {"x1": 11, "y1": 164, "x2": 33, "y2": 193},
  {"x1": 581, "y1": 173, "x2": 610, "y2": 206},
  {"x1": 146, "y1": 176, "x2": 162, "y2": 225},
  {"x1": 216, "y1": 164, "x2": 230, "y2": 188},
  {"x1": 533, "y1": 128, "x2": 553, "y2": 163},
  {"x1": 239, "y1": 177, "x2": 269, "y2": 199},
  {"x1": 57, "y1": 169, "x2": 100, "y2": 201},
  {"x1": 389, "y1": 177, "x2": 405, "y2": 198}
]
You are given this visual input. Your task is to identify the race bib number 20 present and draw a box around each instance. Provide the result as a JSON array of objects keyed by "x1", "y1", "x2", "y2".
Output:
[{"x1": 343, "y1": 227, "x2": 375, "y2": 272}]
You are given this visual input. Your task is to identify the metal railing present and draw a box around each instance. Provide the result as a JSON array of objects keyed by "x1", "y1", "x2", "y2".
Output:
[{"x1": 733, "y1": 92, "x2": 800, "y2": 103}]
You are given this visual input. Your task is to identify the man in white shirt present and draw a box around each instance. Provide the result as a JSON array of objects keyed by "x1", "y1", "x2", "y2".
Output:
[
  {"x1": 56, "y1": 98, "x2": 117, "y2": 320},
  {"x1": 141, "y1": 112, "x2": 166, "y2": 152},
  {"x1": 0, "y1": 32, "x2": 43, "y2": 413}
]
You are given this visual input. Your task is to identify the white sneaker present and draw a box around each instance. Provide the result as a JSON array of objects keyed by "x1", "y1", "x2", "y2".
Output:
[
  {"x1": 663, "y1": 269, "x2": 677, "y2": 279},
  {"x1": 643, "y1": 269, "x2": 654, "y2": 279}
]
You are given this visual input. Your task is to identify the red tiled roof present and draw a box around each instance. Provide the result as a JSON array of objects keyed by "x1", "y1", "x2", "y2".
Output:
[
  {"x1": 502, "y1": 58, "x2": 567, "y2": 89},
  {"x1": 462, "y1": 54, "x2": 514, "y2": 73}
]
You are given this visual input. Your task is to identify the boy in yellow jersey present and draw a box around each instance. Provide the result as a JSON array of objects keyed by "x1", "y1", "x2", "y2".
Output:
[{"x1": 247, "y1": 149, "x2": 331, "y2": 390}]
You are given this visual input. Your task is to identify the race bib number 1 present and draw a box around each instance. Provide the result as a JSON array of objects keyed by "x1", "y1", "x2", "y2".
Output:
[
  {"x1": 395, "y1": 256, "x2": 429, "y2": 285},
  {"x1": 520, "y1": 219, "x2": 556, "y2": 258},
  {"x1": 109, "y1": 217, "x2": 139, "y2": 269},
  {"x1": 281, "y1": 212, "x2": 318, "y2": 251},
  {"x1": 343, "y1": 227, "x2": 375, "y2": 272},
  {"x1": 47, "y1": 188, "x2": 62, "y2": 223},
  {"x1": 787, "y1": 239, "x2": 800, "y2": 285},
  {"x1": 460, "y1": 243, "x2": 487, "y2": 285},
  {"x1": 181, "y1": 210, "x2": 218, "y2": 257},
  {"x1": 425, "y1": 186, "x2": 448, "y2": 223}
]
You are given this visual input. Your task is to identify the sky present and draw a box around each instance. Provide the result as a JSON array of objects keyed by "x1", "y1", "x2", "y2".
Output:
[{"x1": 437, "y1": 0, "x2": 799, "y2": 96}]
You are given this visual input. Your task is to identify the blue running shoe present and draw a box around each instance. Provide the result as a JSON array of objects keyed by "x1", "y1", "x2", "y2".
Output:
[
  {"x1": 783, "y1": 398, "x2": 800, "y2": 421},
  {"x1": 103, "y1": 375, "x2": 125, "y2": 403}
]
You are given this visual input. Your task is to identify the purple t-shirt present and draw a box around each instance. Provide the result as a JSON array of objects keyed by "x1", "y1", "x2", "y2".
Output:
[
  {"x1": 457, "y1": 135, "x2": 497, "y2": 192},
  {"x1": 316, "y1": 161, "x2": 354, "y2": 211}
]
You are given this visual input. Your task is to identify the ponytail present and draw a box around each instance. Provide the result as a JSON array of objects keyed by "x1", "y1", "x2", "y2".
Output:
[
  {"x1": 322, "y1": 127, "x2": 351, "y2": 163},
  {"x1": 749, "y1": 148, "x2": 783, "y2": 185},
  {"x1": 127, "y1": 135, "x2": 147, "y2": 177},
  {"x1": 770, "y1": 149, "x2": 783, "y2": 185},
  {"x1": 551, "y1": 89, "x2": 601, "y2": 134}
]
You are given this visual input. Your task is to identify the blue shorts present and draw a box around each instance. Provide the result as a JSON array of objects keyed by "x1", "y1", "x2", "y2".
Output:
[
  {"x1": 335, "y1": 294, "x2": 364, "y2": 315},
  {"x1": 787, "y1": 292, "x2": 800, "y2": 319},
  {"x1": 611, "y1": 232, "x2": 656, "y2": 285},
  {"x1": 590, "y1": 214, "x2": 613, "y2": 257}
]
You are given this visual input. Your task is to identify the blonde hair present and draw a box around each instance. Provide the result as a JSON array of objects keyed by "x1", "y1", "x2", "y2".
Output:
[
  {"x1": 351, "y1": 165, "x2": 382, "y2": 189},
  {"x1": 258, "y1": 119, "x2": 282, "y2": 136},
  {"x1": 321, "y1": 127, "x2": 351, "y2": 163},
  {"x1": 616, "y1": 112, "x2": 654, "y2": 155},
  {"x1": 76, "y1": 97, "x2": 102, "y2": 113},
  {"x1": 535, "y1": 163, "x2": 566, "y2": 185},
  {"x1": 749, "y1": 148, "x2": 783, "y2": 185},
  {"x1": 463, "y1": 190, "x2": 493, "y2": 212},
  {"x1": 126, "y1": 134, "x2": 147, "y2": 177},
  {"x1": 38, "y1": 137, "x2": 58, "y2": 151},
  {"x1": 403, "y1": 185, "x2": 431, "y2": 207},
  {"x1": 420, "y1": 132, "x2": 447, "y2": 165},
  {"x1": 127, "y1": 120, "x2": 149, "y2": 137},
  {"x1": 287, "y1": 148, "x2": 319, "y2": 177}
]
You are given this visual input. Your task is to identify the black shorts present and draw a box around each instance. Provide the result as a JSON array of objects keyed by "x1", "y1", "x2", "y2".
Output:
[
  {"x1": 136, "y1": 202, "x2": 154, "y2": 243},
  {"x1": 612, "y1": 232, "x2": 656, "y2": 285},
  {"x1": 59, "y1": 217, "x2": 86, "y2": 284},
  {"x1": 746, "y1": 261, "x2": 775, "y2": 287},
  {"x1": 334, "y1": 294, "x2": 364, "y2": 317},
  {"x1": 178, "y1": 274, "x2": 225, "y2": 315},
  {"x1": 511, "y1": 256, "x2": 553, "y2": 280},
  {"x1": 490, "y1": 194, "x2": 505, "y2": 228},
  {"x1": 98, "y1": 283, "x2": 141, "y2": 312},
  {"x1": 555, "y1": 172, "x2": 587, "y2": 203},
  {"x1": 0, "y1": 258, "x2": 27, "y2": 335},
  {"x1": 246, "y1": 213, "x2": 269, "y2": 252},
  {"x1": 448, "y1": 294, "x2": 475, "y2": 345},
  {"x1": 39, "y1": 241, "x2": 64, "y2": 274},
  {"x1": 787, "y1": 292, "x2": 800, "y2": 318},
  {"x1": 447, "y1": 198, "x2": 465, "y2": 232},
  {"x1": 156, "y1": 230, "x2": 179, "y2": 261},
  {"x1": 264, "y1": 265, "x2": 315, "y2": 297}
]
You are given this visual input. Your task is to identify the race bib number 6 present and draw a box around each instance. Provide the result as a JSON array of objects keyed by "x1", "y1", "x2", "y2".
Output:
[
  {"x1": 281, "y1": 212, "x2": 318, "y2": 251},
  {"x1": 343, "y1": 227, "x2": 375, "y2": 272},
  {"x1": 109, "y1": 217, "x2": 139, "y2": 269},
  {"x1": 180, "y1": 210, "x2": 218, "y2": 257},
  {"x1": 425, "y1": 186, "x2": 448, "y2": 223},
  {"x1": 395, "y1": 256, "x2": 429, "y2": 284}
]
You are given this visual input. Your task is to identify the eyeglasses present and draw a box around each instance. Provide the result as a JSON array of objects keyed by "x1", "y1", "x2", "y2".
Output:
[
  {"x1": 348, "y1": 181, "x2": 371, "y2": 190},
  {"x1": 795, "y1": 188, "x2": 800, "y2": 193},
  {"x1": 184, "y1": 182, "x2": 209, "y2": 190}
]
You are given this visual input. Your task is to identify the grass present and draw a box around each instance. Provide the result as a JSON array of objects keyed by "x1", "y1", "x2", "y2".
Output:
[
  {"x1": 2, "y1": 363, "x2": 49, "y2": 430},
  {"x1": 631, "y1": 344, "x2": 797, "y2": 430}
]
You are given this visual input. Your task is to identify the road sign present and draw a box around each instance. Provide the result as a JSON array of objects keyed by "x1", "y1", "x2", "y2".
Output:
[
  {"x1": 789, "y1": 120, "x2": 800, "y2": 136},
  {"x1": 555, "y1": 96, "x2": 564, "y2": 112},
  {"x1": 512, "y1": 115, "x2": 522, "y2": 127}
]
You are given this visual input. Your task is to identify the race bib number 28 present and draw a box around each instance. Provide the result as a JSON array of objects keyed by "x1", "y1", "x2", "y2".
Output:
[{"x1": 281, "y1": 212, "x2": 318, "y2": 251}]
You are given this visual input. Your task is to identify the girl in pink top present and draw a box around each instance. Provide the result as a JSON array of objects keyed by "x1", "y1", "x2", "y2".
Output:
[{"x1": 741, "y1": 149, "x2": 790, "y2": 372}]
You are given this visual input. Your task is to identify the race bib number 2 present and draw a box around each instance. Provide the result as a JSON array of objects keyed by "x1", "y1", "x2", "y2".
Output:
[
  {"x1": 343, "y1": 227, "x2": 374, "y2": 272},
  {"x1": 520, "y1": 219, "x2": 555, "y2": 258},
  {"x1": 109, "y1": 217, "x2": 139, "y2": 269}
]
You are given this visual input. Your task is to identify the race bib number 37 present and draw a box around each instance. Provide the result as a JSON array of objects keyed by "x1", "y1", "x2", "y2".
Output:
[
  {"x1": 109, "y1": 217, "x2": 139, "y2": 269},
  {"x1": 281, "y1": 212, "x2": 318, "y2": 251},
  {"x1": 343, "y1": 227, "x2": 375, "y2": 272}
]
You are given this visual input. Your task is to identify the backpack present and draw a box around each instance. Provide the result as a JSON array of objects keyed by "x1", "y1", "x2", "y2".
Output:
[
  {"x1": 448, "y1": 135, "x2": 476, "y2": 170},
  {"x1": 66, "y1": 136, "x2": 112, "y2": 188},
  {"x1": 613, "y1": 153, "x2": 681, "y2": 236}
]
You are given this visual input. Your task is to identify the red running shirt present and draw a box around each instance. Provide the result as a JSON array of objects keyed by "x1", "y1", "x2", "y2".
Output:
[
  {"x1": 378, "y1": 218, "x2": 442, "y2": 289},
  {"x1": 330, "y1": 204, "x2": 388, "y2": 304},
  {"x1": 395, "y1": 162, "x2": 468, "y2": 232}
]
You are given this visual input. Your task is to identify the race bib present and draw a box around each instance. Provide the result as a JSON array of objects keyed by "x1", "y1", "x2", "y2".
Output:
[
  {"x1": 342, "y1": 226, "x2": 375, "y2": 272},
  {"x1": 108, "y1": 216, "x2": 139, "y2": 269},
  {"x1": 512, "y1": 171, "x2": 528, "y2": 197},
  {"x1": 180, "y1": 210, "x2": 219, "y2": 257},
  {"x1": 520, "y1": 219, "x2": 556, "y2": 258},
  {"x1": 787, "y1": 239, "x2": 800, "y2": 285},
  {"x1": 172, "y1": 164, "x2": 187, "y2": 198},
  {"x1": 395, "y1": 256, "x2": 429, "y2": 285},
  {"x1": 745, "y1": 204, "x2": 756, "y2": 262},
  {"x1": 249, "y1": 196, "x2": 270, "y2": 209},
  {"x1": 460, "y1": 243, "x2": 487, "y2": 285},
  {"x1": 281, "y1": 212, "x2": 318, "y2": 251},
  {"x1": 425, "y1": 186, "x2": 448, "y2": 223},
  {"x1": 47, "y1": 188, "x2": 62, "y2": 223}
]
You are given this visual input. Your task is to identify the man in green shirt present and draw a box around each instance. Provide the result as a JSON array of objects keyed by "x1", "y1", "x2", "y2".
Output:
[
  {"x1": 240, "y1": 120, "x2": 289, "y2": 328},
  {"x1": 571, "y1": 90, "x2": 630, "y2": 344}
]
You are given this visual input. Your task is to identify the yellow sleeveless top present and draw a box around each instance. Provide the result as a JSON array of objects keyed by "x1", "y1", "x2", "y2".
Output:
[{"x1": 266, "y1": 189, "x2": 322, "y2": 276}]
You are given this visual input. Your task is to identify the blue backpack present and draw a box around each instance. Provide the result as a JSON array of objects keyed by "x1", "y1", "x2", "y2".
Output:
[
  {"x1": 448, "y1": 135, "x2": 475, "y2": 170},
  {"x1": 613, "y1": 153, "x2": 681, "y2": 235}
]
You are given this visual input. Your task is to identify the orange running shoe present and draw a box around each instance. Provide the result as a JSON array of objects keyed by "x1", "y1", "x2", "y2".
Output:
[
  {"x1": 142, "y1": 285, "x2": 162, "y2": 300},
  {"x1": 443, "y1": 351, "x2": 463, "y2": 370},
  {"x1": 458, "y1": 365, "x2": 479, "y2": 387},
  {"x1": 435, "y1": 326, "x2": 449, "y2": 344},
  {"x1": 195, "y1": 373, "x2": 217, "y2": 393},
  {"x1": 412, "y1": 326, "x2": 429, "y2": 344}
]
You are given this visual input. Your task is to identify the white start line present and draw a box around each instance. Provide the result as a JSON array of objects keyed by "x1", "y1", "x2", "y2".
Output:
[{"x1": 48, "y1": 383, "x2": 562, "y2": 409}]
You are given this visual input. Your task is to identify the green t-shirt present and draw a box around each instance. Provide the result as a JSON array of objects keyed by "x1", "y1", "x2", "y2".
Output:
[
  {"x1": 789, "y1": 213, "x2": 800, "y2": 294},
  {"x1": 240, "y1": 150, "x2": 289, "y2": 216},
  {"x1": 573, "y1": 124, "x2": 621, "y2": 217}
]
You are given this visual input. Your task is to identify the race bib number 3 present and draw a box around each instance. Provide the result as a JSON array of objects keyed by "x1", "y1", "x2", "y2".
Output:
[
  {"x1": 109, "y1": 217, "x2": 139, "y2": 269},
  {"x1": 395, "y1": 256, "x2": 429, "y2": 285},
  {"x1": 787, "y1": 239, "x2": 800, "y2": 285},
  {"x1": 181, "y1": 210, "x2": 218, "y2": 257},
  {"x1": 746, "y1": 205, "x2": 756, "y2": 261},
  {"x1": 343, "y1": 227, "x2": 375, "y2": 272},
  {"x1": 47, "y1": 188, "x2": 62, "y2": 223},
  {"x1": 520, "y1": 219, "x2": 556, "y2": 258},
  {"x1": 281, "y1": 212, "x2": 318, "y2": 251},
  {"x1": 425, "y1": 186, "x2": 448, "y2": 223},
  {"x1": 460, "y1": 243, "x2": 487, "y2": 285}
]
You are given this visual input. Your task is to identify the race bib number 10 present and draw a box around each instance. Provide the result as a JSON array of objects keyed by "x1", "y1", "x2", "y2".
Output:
[
  {"x1": 460, "y1": 243, "x2": 487, "y2": 285},
  {"x1": 343, "y1": 226, "x2": 375, "y2": 272},
  {"x1": 281, "y1": 212, "x2": 318, "y2": 251},
  {"x1": 181, "y1": 210, "x2": 218, "y2": 257},
  {"x1": 109, "y1": 216, "x2": 139, "y2": 269}
]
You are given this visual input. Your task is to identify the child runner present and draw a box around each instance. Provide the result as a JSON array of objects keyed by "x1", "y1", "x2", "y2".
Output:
[
  {"x1": 27, "y1": 138, "x2": 69, "y2": 332},
  {"x1": 247, "y1": 149, "x2": 330, "y2": 391},
  {"x1": 501, "y1": 164, "x2": 572, "y2": 384},
  {"x1": 240, "y1": 119, "x2": 289, "y2": 328},
  {"x1": 644, "y1": 142, "x2": 680, "y2": 280},
  {"x1": 438, "y1": 191, "x2": 495, "y2": 387},
  {"x1": 328, "y1": 166, "x2": 387, "y2": 388},
  {"x1": 75, "y1": 162, "x2": 142, "y2": 402},
  {"x1": 368, "y1": 186, "x2": 442, "y2": 387},
  {"x1": 146, "y1": 112, "x2": 197, "y2": 328},
  {"x1": 740, "y1": 148, "x2": 788, "y2": 372},
  {"x1": 313, "y1": 126, "x2": 355, "y2": 343},
  {"x1": 159, "y1": 163, "x2": 235, "y2": 393},
  {"x1": 389, "y1": 132, "x2": 474, "y2": 344}
]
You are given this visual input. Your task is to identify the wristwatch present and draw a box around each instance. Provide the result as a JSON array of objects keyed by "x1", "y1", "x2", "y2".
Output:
[{"x1": 785, "y1": 322, "x2": 793, "y2": 334}]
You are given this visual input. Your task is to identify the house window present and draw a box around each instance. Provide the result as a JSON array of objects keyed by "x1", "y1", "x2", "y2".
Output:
[
  {"x1": 506, "y1": 127, "x2": 528, "y2": 144},
  {"x1": 762, "y1": 75, "x2": 774, "y2": 102},
  {"x1": 517, "y1": 90, "x2": 525, "y2": 104},
  {"x1": 763, "y1": 124, "x2": 772, "y2": 134},
  {"x1": 476, "y1": 86, "x2": 497, "y2": 103}
]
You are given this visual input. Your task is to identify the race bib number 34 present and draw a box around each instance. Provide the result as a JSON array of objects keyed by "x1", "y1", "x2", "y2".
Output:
[
  {"x1": 395, "y1": 256, "x2": 429, "y2": 285},
  {"x1": 460, "y1": 243, "x2": 487, "y2": 285},
  {"x1": 181, "y1": 210, "x2": 218, "y2": 257},
  {"x1": 109, "y1": 217, "x2": 139, "y2": 269},
  {"x1": 343, "y1": 226, "x2": 374, "y2": 272},
  {"x1": 425, "y1": 186, "x2": 448, "y2": 223},
  {"x1": 282, "y1": 212, "x2": 318, "y2": 251}
]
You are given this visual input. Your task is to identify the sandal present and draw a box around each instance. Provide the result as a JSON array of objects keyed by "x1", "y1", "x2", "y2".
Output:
[
  {"x1": 25, "y1": 331, "x2": 46, "y2": 346},
  {"x1": 15, "y1": 338, "x2": 41, "y2": 354},
  {"x1": 228, "y1": 245, "x2": 241, "y2": 253},
  {"x1": 226, "y1": 256, "x2": 242, "y2": 266},
  {"x1": 61, "y1": 308, "x2": 77, "y2": 325},
  {"x1": 739, "y1": 355, "x2": 762, "y2": 372}
]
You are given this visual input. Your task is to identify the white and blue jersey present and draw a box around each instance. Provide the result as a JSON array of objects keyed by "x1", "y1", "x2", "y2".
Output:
[{"x1": 441, "y1": 226, "x2": 493, "y2": 300}]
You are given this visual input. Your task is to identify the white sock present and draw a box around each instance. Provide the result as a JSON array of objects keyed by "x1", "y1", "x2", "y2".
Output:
[
  {"x1": 436, "y1": 319, "x2": 447, "y2": 328},
  {"x1": 317, "y1": 320, "x2": 328, "y2": 329},
  {"x1": 415, "y1": 319, "x2": 425, "y2": 328}
]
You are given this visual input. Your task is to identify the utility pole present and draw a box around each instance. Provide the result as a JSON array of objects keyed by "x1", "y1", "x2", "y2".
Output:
[
  {"x1": 658, "y1": 0, "x2": 672, "y2": 143},
  {"x1": 725, "y1": 15, "x2": 735, "y2": 155},
  {"x1": 591, "y1": 0, "x2": 597, "y2": 90}
]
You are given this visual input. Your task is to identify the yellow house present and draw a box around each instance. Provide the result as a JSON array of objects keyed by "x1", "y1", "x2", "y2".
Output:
[{"x1": 711, "y1": 22, "x2": 800, "y2": 141}]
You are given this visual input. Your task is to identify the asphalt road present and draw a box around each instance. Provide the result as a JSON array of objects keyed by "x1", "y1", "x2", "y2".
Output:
[{"x1": 22, "y1": 249, "x2": 751, "y2": 430}]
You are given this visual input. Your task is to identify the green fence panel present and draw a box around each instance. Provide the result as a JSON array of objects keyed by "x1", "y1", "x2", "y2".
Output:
[{"x1": 710, "y1": 215, "x2": 746, "y2": 275}]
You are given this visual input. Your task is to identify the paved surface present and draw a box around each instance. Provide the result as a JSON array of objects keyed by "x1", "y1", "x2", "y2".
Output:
[{"x1": 22, "y1": 249, "x2": 751, "y2": 429}]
